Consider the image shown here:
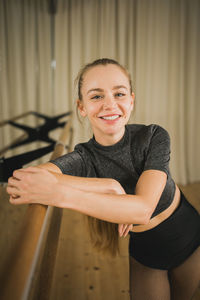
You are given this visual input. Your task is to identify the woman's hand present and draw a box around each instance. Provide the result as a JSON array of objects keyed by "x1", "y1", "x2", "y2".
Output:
[
  {"x1": 118, "y1": 223, "x2": 133, "y2": 237},
  {"x1": 7, "y1": 167, "x2": 60, "y2": 206}
]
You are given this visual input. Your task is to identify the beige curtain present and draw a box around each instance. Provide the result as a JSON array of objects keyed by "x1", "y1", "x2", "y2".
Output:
[
  {"x1": 0, "y1": 0, "x2": 51, "y2": 157},
  {"x1": 0, "y1": 0, "x2": 199, "y2": 184}
]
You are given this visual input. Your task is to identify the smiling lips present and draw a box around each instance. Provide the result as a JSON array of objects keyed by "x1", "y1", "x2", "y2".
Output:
[{"x1": 99, "y1": 114, "x2": 121, "y2": 120}]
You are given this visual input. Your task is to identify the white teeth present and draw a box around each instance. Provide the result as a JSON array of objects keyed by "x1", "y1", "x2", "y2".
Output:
[{"x1": 101, "y1": 115, "x2": 119, "y2": 120}]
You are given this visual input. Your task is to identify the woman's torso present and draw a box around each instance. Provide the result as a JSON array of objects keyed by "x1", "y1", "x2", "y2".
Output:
[{"x1": 51, "y1": 124, "x2": 178, "y2": 225}]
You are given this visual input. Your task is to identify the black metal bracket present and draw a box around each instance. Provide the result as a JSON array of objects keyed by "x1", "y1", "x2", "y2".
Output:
[{"x1": 0, "y1": 111, "x2": 71, "y2": 182}]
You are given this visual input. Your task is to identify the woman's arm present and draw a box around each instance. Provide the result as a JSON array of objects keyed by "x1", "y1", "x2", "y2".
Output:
[
  {"x1": 8, "y1": 164, "x2": 129, "y2": 236},
  {"x1": 37, "y1": 162, "x2": 124, "y2": 194},
  {"x1": 59, "y1": 169, "x2": 167, "y2": 224},
  {"x1": 37, "y1": 163, "x2": 130, "y2": 236},
  {"x1": 7, "y1": 167, "x2": 166, "y2": 225}
]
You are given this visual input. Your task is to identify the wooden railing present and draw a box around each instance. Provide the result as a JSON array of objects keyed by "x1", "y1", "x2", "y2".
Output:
[{"x1": 0, "y1": 118, "x2": 73, "y2": 300}]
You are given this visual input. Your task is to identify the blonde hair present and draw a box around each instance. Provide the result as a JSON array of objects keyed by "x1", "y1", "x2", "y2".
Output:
[
  {"x1": 75, "y1": 58, "x2": 133, "y2": 256},
  {"x1": 75, "y1": 58, "x2": 133, "y2": 100}
]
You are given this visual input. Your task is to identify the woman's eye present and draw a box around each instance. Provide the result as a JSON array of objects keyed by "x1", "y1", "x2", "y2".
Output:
[
  {"x1": 115, "y1": 93, "x2": 125, "y2": 97},
  {"x1": 91, "y1": 95, "x2": 102, "y2": 100}
]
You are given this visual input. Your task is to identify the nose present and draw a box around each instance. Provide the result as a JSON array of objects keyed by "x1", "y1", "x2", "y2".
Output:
[{"x1": 103, "y1": 94, "x2": 117, "y2": 109}]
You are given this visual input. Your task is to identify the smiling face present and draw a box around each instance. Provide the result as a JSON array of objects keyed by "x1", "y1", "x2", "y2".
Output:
[{"x1": 77, "y1": 64, "x2": 135, "y2": 145}]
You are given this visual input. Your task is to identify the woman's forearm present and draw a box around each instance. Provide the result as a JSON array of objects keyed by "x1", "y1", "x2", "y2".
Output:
[
  {"x1": 7, "y1": 167, "x2": 164, "y2": 226},
  {"x1": 38, "y1": 162, "x2": 124, "y2": 195},
  {"x1": 58, "y1": 184, "x2": 150, "y2": 224},
  {"x1": 56, "y1": 170, "x2": 166, "y2": 224},
  {"x1": 51, "y1": 172, "x2": 124, "y2": 195}
]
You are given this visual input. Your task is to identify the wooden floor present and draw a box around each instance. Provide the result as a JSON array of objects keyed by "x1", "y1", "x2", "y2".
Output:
[{"x1": 0, "y1": 182, "x2": 200, "y2": 299}]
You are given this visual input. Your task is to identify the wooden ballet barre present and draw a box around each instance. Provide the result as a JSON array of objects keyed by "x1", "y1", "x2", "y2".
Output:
[{"x1": 0, "y1": 119, "x2": 73, "y2": 300}]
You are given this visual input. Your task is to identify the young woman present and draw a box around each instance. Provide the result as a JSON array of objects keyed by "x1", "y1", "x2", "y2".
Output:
[{"x1": 7, "y1": 58, "x2": 200, "y2": 300}]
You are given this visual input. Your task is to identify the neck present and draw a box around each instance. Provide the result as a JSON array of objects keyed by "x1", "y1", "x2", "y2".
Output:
[{"x1": 94, "y1": 128, "x2": 125, "y2": 146}]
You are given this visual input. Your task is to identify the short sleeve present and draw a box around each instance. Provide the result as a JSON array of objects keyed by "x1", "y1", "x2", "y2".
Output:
[
  {"x1": 143, "y1": 125, "x2": 171, "y2": 176},
  {"x1": 49, "y1": 150, "x2": 86, "y2": 176}
]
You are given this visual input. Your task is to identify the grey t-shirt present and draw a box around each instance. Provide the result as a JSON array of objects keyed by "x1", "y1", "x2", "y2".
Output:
[{"x1": 50, "y1": 124, "x2": 176, "y2": 218}]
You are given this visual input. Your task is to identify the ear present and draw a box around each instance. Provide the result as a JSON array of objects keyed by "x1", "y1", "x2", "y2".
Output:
[
  {"x1": 76, "y1": 99, "x2": 87, "y2": 117},
  {"x1": 130, "y1": 92, "x2": 135, "y2": 111}
]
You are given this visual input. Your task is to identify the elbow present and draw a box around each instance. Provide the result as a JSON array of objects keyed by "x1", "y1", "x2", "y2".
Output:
[{"x1": 141, "y1": 206, "x2": 153, "y2": 225}]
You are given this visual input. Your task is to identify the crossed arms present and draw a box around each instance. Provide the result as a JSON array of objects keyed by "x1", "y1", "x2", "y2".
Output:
[{"x1": 6, "y1": 162, "x2": 167, "y2": 236}]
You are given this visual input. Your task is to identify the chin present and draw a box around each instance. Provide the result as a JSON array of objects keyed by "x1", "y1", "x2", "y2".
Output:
[{"x1": 103, "y1": 126, "x2": 125, "y2": 136}]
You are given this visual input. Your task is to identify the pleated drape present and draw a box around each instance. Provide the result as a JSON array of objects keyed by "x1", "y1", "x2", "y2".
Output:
[
  {"x1": 0, "y1": 0, "x2": 199, "y2": 184},
  {"x1": 0, "y1": 0, "x2": 52, "y2": 157}
]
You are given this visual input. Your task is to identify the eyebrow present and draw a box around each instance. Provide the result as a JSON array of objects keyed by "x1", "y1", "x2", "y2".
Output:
[
  {"x1": 87, "y1": 88, "x2": 104, "y2": 94},
  {"x1": 113, "y1": 85, "x2": 128, "y2": 90},
  {"x1": 87, "y1": 85, "x2": 128, "y2": 94}
]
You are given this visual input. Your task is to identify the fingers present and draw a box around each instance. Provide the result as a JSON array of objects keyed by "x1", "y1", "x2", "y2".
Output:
[
  {"x1": 7, "y1": 177, "x2": 23, "y2": 199},
  {"x1": 118, "y1": 223, "x2": 133, "y2": 237},
  {"x1": 12, "y1": 167, "x2": 40, "y2": 180},
  {"x1": 123, "y1": 224, "x2": 133, "y2": 237},
  {"x1": 7, "y1": 167, "x2": 49, "y2": 206},
  {"x1": 7, "y1": 175, "x2": 25, "y2": 198},
  {"x1": 12, "y1": 169, "x2": 26, "y2": 180},
  {"x1": 13, "y1": 169, "x2": 29, "y2": 180},
  {"x1": 8, "y1": 176, "x2": 19, "y2": 187},
  {"x1": 9, "y1": 195, "x2": 27, "y2": 205},
  {"x1": 118, "y1": 224, "x2": 124, "y2": 237},
  {"x1": 7, "y1": 185, "x2": 21, "y2": 196},
  {"x1": 118, "y1": 224, "x2": 127, "y2": 237},
  {"x1": 20, "y1": 166, "x2": 41, "y2": 173},
  {"x1": 120, "y1": 224, "x2": 129, "y2": 237},
  {"x1": 16, "y1": 167, "x2": 39, "y2": 173}
]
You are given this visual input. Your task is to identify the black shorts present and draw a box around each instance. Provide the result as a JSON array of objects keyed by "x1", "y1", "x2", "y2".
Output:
[{"x1": 128, "y1": 191, "x2": 200, "y2": 270}]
